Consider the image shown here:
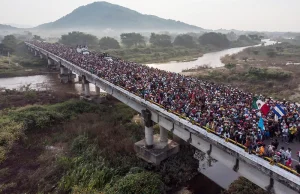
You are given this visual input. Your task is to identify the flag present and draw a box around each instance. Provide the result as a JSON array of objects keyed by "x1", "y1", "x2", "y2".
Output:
[
  {"x1": 258, "y1": 117, "x2": 265, "y2": 131},
  {"x1": 260, "y1": 103, "x2": 270, "y2": 116},
  {"x1": 274, "y1": 114, "x2": 278, "y2": 122},
  {"x1": 252, "y1": 97, "x2": 258, "y2": 109},
  {"x1": 252, "y1": 98, "x2": 270, "y2": 116},
  {"x1": 273, "y1": 104, "x2": 286, "y2": 118}
]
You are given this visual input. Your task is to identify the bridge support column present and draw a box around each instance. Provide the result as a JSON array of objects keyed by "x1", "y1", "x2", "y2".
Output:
[
  {"x1": 40, "y1": 53, "x2": 43, "y2": 59},
  {"x1": 82, "y1": 77, "x2": 90, "y2": 97},
  {"x1": 47, "y1": 58, "x2": 52, "y2": 66},
  {"x1": 78, "y1": 75, "x2": 82, "y2": 82},
  {"x1": 68, "y1": 70, "x2": 75, "y2": 83},
  {"x1": 34, "y1": 50, "x2": 37, "y2": 56},
  {"x1": 59, "y1": 65, "x2": 70, "y2": 83},
  {"x1": 59, "y1": 65, "x2": 75, "y2": 83},
  {"x1": 145, "y1": 126, "x2": 154, "y2": 149},
  {"x1": 95, "y1": 86, "x2": 100, "y2": 95},
  {"x1": 159, "y1": 126, "x2": 168, "y2": 148},
  {"x1": 84, "y1": 83, "x2": 90, "y2": 97},
  {"x1": 134, "y1": 110, "x2": 179, "y2": 165}
]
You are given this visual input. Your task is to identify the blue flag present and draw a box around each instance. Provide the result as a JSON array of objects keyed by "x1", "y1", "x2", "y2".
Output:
[
  {"x1": 272, "y1": 104, "x2": 286, "y2": 118},
  {"x1": 258, "y1": 117, "x2": 265, "y2": 131}
]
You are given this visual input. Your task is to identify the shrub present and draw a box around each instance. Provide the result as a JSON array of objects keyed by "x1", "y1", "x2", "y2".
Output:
[
  {"x1": 224, "y1": 177, "x2": 268, "y2": 194},
  {"x1": 247, "y1": 67, "x2": 291, "y2": 81},
  {"x1": 71, "y1": 134, "x2": 90, "y2": 154},
  {"x1": 225, "y1": 63, "x2": 236, "y2": 70},
  {"x1": 104, "y1": 171, "x2": 165, "y2": 194},
  {"x1": 0, "y1": 117, "x2": 24, "y2": 162},
  {"x1": 59, "y1": 142, "x2": 114, "y2": 192},
  {"x1": 266, "y1": 49, "x2": 277, "y2": 58}
]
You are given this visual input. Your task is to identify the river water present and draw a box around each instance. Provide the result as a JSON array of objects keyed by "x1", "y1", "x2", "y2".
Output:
[
  {"x1": 0, "y1": 40, "x2": 277, "y2": 193},
  {"x1": 147, "y1": 39, "x2": 277, "y2": 73}
]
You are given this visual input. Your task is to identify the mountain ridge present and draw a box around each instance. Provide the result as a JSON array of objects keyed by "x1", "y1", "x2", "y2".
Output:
[
  {"x1": 36, "y1": 1, "x2": 203, "y2": 31},
  {"x1": 0, "y1": 24, "x2": 18, "y2": 30}
]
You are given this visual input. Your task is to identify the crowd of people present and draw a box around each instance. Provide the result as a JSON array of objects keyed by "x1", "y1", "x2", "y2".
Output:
[{"x1": 30, "y1": 41, "x2": 300, "y2": 174}]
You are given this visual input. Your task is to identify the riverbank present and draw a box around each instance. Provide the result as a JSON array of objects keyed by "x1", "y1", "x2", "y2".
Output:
[
  {"x1": 104, "y1": 41, "x2": 260, "y2": 64},
  {"x1": 182, "y1": 42, "x2": 300, "y2": 101},
  {"x1": 105, "y1": 46, "x2": 204, "y2": 64},
  {"x1": 0, "y1": 43, "x2": 49, "y2": 78}
]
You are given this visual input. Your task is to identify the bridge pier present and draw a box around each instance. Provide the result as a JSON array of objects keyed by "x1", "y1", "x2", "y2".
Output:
[
  {"x1": 60, "y1": 65, "x2": 69, "y2": 83},
  {"x1": 34, "y1": 50, "x2": 37, "y2": 56},
  {"x1": 59, "y1": 65, "x2": 75, "y2": 83},
  {"x1": 68, "y1": 70, "x2": 75, "y2": 83},
  {"x1": 95, "y1": 86, "x2": 100, "y2": 95},
  {"x1": 81, "y1": 76, "x2": 90, "y2": 98},
  {"x1": 40, "y1": 53, "x2": 43, "y2": 59},
  {"x1": 47, "y1": 58, "x2": 52, "y2": 67},
  {"x1": 134, "y1": 109, "x2": 179, "y2": 165},
  {"x1": 159, "y1": 126, "x2": 168, "y2": 147}
]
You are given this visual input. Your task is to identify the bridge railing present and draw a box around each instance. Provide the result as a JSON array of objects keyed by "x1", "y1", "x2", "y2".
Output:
[{"x1": 26, "y1": 42, "x2": 300, "y2": 182}]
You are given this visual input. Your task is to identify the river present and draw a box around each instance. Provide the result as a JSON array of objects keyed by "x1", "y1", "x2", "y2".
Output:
[{"x1": 147, "y1": 39, "x2": 277, "y2": 73}]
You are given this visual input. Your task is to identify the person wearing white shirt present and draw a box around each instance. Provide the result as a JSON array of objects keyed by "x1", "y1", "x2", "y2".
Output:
[
  {"x1": 286, "y1": 148, "x2": 292, "y2": 160},
  {"x1": 282, "y1": 125, "x2": 289, "y2": 143}
]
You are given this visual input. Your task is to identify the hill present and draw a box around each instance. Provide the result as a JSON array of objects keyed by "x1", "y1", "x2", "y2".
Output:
[
  {"x1": 0, "y1": 24, "x2": 18, "y2": 31},
  {"x1": 37, "y1": 1, "x2": 202, "y2": 32}
]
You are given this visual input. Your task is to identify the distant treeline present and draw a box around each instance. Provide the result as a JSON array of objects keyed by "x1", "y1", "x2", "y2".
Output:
[{"x1": 57, "y1": 31, "x2": 263, "y2": 50}]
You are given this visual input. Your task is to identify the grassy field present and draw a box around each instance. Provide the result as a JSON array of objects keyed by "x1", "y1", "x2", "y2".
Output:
[
  {"x1": 0, "y1": 43, "x2": 48, "y2": 78},
  {"x1": 102, "y1": 46, "x2": 204, "y2": 64},
  {"x1": 183, "y1": 42, "x2": 300, "y2": 102}
]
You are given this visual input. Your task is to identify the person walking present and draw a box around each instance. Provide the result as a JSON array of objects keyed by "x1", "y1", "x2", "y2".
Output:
[
  {"x1": 282, "y1": 125, "x2": 289, "y2": 143},
  {"x1": 288, "y1": 124, "x2": 297, "y2": 143}
]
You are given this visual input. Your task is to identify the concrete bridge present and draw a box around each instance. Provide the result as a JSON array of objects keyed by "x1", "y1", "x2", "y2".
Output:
[{"x1": 25, "y1": 42, "x2": 300, "y2": 194}]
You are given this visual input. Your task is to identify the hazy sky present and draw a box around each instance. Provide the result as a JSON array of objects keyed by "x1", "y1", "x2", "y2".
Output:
[{"x1": 0, "y1": 0, "x2": 300, "y2": 31}]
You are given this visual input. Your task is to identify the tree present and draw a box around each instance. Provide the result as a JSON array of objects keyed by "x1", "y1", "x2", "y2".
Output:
[
  {"x1": 199, "y1": 32, "x2": 230, "y2": 48},
  {"x1": 173, "y1": 34, "x2": 196, "y2": 48},
  {"x1": 32, "y1": 35, "x2": 43, "y2": 41},
  {"x1": 237, "y1": 35, "x2": 251, "y2": 42},
  {"x1": 59, "y1": 31, "x2": 98, "y2": 47},
  {"x1": 2, "y1": 35, "x2": 17, "y2": 53},
  {"x1": 99, "y1": 37, "x2": 120, "y2": 50},
  {"x1": 149, "y1": 33, "x2": 172, "y2": 47},
  {"x1": 248, "y1": 34, "x2": 261, "y2": 41},
  {"x1": 120, "y1": 33, "x2": 145, "y2": 47},
  {"x1": 226, "y1": 31, "x2": 238, "y2": 41}
]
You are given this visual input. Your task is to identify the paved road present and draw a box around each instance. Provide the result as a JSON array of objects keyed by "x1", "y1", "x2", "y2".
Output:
[{"x1": 265, "y1": 138, "x2": 300, "y2": 164}]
